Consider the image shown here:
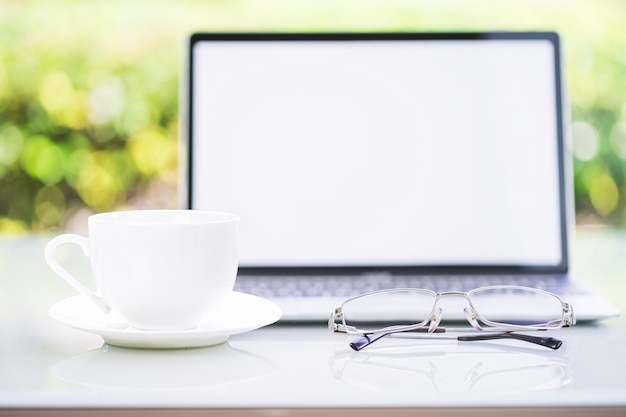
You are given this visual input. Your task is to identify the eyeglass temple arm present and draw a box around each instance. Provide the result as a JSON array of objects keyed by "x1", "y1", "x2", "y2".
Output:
[
  {"x1": 457, "y1": 332, "x2": 563, "y2": 350},
  {"x1": 349, "y1": 332, "x2": 388, "y2": 351},
  {"x1": 349, "y1": 328, "x2": 446, "y2": 351},
  {"x1": 350, "y1": 330, "x2": 563, "y2": 351}
]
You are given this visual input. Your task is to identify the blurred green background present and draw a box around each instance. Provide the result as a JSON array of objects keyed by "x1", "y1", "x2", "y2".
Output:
[{"x1": 1, "y1": 0, "x2": 625, "y2": 233}]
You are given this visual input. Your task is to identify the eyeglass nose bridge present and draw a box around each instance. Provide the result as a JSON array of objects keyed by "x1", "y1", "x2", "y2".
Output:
[
  {"x1": 428, "y1": 307, "x2": 443, "y2": 332},
  {"x1": 428, "y1": 291, "x2": 481, "y2": 332}
]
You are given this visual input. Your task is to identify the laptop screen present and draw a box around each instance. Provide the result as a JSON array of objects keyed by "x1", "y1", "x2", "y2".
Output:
[{"x1": 186, "y1": 32, "x2": 568, "y2": 271}]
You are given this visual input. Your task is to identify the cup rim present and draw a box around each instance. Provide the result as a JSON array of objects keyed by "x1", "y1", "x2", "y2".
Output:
[{"x1": 88, "y1": 209, "x2": 239, "y2": 225}]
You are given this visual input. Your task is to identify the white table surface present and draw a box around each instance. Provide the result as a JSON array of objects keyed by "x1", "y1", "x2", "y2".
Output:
[{"x1": 1, "y1": 229, "x2": 625, "y2": 416}]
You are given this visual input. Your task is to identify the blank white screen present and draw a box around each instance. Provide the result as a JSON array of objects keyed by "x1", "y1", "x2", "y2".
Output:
[{"x1": 191, "y1": 38, "x2": 563, "y2": 267}]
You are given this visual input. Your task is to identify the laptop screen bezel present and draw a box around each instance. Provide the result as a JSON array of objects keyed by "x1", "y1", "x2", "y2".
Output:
[{"x1": 184, "y1": 31, "x2": 569, "y2": 276}]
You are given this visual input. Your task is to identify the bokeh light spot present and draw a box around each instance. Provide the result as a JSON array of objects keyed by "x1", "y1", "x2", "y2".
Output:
[
  {"x1": 38, "y1": 71, "x2": 89, "y2": 129},
  {"x1": 35, "y1": 185, "x2": 66, "y2": 226},
  {"x1": 120, "y1": 100, "x2": 154, "y2": 135},
  {"x1": 65, "y1": 148, "x2": 90, "y2": 188},
  {"x1": 0, "y1": 65, "x2": 11, "y2": 101},
  {"x1": 75, "y1": 151, "x2": 127, "y2": 211},
  {"x1": 0, "y1": 218, "x2": 29, "y2": 234},
  {"x1": 589, "y1": 174, "x2": 619, "y2": 216},
  {"x1": 0, "y1": 125, "x2": 24, "y2": 166},
  {"x1": 76, "y1": 163, "x2": 119, "y2": 211},
  {"x1": 127, "y1": 129, "x2": 177, "y2": 176},
  {"x1": 88, "y1": 78, "x2": 125, "y2": 125},
  {"x1": 20, "y1": 135, "x2": 66, "y2": 185},
  {"x1": 572, "y1": 121, "x2": 599, "y2": 161},
  {"x1": 39, "y1": 71, "x2": 74, "y2": 114},
  {"x1": 610, "y1": 121, "x2": 626, "y2": 160}
]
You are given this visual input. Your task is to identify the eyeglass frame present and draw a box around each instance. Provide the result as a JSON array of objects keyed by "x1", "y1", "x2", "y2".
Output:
[{"x1": 329, "y1": 285, "x2": 576, "y2": 336}]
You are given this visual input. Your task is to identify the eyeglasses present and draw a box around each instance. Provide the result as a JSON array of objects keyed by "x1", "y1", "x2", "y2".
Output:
[{"x1": 329, "y1": 285, "x2": 575, "y2": 351}]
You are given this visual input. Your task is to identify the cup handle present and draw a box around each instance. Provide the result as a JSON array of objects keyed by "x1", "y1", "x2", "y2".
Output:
[{"x1": 45, "y1": 234, "x2": 110, "y2": 313}]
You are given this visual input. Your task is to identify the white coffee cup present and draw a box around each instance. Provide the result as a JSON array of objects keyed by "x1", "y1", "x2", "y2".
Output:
[{"x1": 45, "y1": 210, "x2": 239, "y2": 330}]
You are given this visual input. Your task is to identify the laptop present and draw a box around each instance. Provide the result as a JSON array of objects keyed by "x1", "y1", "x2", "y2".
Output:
[{"x1": 183, "y1": 31, "x2": 620, "y2": 322}]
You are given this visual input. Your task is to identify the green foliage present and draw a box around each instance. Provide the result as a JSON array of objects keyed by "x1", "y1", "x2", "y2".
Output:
[{"x1": 1, "y1": 0, "x2": 625, "y2": 231}]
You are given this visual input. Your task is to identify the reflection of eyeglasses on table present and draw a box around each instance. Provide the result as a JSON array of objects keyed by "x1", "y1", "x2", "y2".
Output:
[
  {"x1": 329, "y1": 285, "x2": 576, "y2": 351},
  {"x1": 329, "y1": 345, "x2": 573, "y2": 393}
]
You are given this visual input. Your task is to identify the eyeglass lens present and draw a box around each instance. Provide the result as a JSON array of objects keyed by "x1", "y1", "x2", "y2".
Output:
[
  {"x1": 468, "y1": 287, "x2": 564, "y2": 327},
  {"x1": 342, "y1": 290, "x2": 436, "y2": 333},
  {"x1": 342, "y1": 287, "x2": 564, "y2": 333}
]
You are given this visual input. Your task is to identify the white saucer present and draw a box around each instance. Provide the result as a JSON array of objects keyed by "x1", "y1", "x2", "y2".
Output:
[{"x1": 49, "y1": 292, "x2": 282, "y2": 349}]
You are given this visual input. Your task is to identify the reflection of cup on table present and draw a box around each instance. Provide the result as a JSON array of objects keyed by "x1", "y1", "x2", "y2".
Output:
[
  {"x1": 52, "y1": 343, "x2": 277, "y2": 389},
  {"x1": 45, "y1": 210, "x2": 239, "y2": 331}
]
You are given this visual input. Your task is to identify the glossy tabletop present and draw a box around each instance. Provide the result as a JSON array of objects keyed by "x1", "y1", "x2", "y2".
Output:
[{"x1": 1, "y1": 229, "x2": 625, "y2": 416}]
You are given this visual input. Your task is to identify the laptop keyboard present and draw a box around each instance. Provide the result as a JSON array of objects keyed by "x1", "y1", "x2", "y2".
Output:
[{"x1": 234, "y1": 273, "x2": 582, "y2": 299}]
